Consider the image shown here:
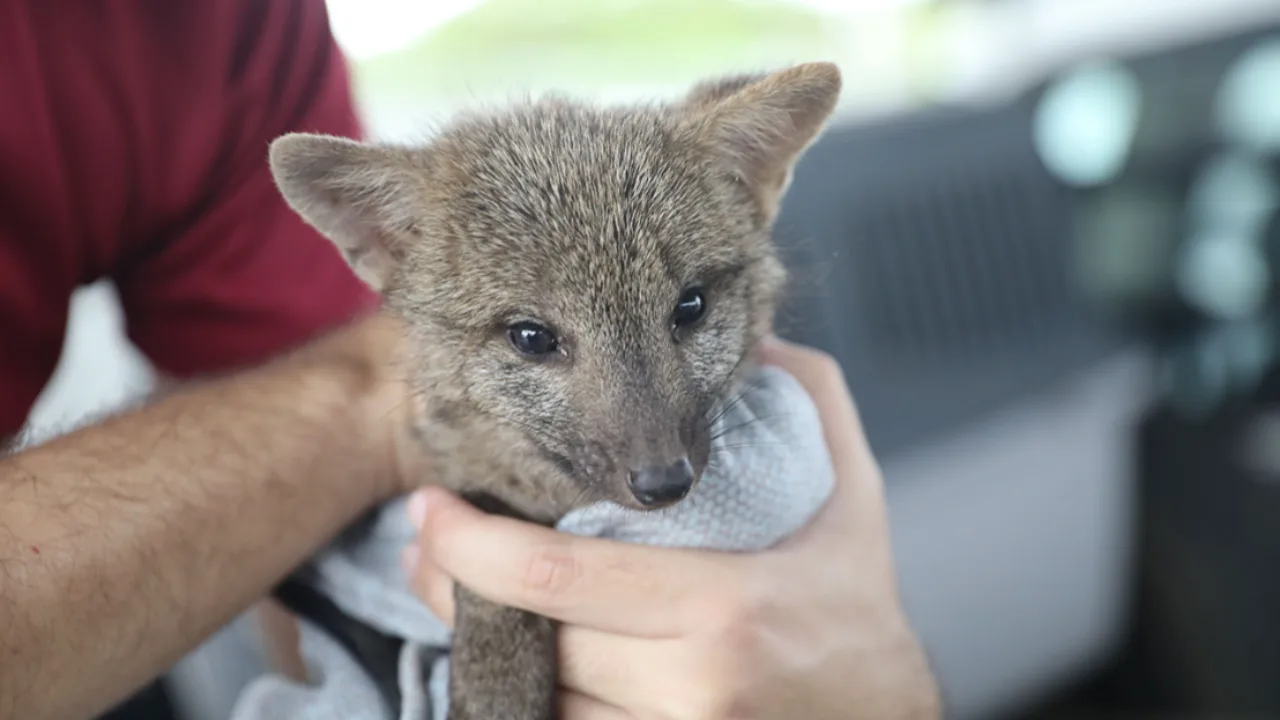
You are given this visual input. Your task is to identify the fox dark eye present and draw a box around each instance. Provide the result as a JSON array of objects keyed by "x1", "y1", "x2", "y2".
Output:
[
  {"x1": 671, "y1": 287, "x2": 707, "y2": 330},
  {"x1": 507, "y1": 322, "x2": 559, "y2": 356}
]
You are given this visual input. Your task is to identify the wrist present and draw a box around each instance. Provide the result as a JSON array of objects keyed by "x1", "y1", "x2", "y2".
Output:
[{"x1": 285, "y1": 310, "x2": 416, "y2": 504}]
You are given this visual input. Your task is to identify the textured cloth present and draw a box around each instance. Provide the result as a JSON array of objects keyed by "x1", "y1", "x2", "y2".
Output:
[{"x1": 230, "y1": 364, "x2": 835, "y2": 720}]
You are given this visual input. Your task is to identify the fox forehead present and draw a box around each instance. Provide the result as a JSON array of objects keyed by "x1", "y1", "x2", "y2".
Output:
[{"x1": 399, "y1": 101, "x2": 760, "y2": 326}]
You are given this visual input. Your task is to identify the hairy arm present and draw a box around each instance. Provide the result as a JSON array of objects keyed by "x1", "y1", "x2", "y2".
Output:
[{"x1": 0, "y1": 313, "x2": 410, "y2": 720}]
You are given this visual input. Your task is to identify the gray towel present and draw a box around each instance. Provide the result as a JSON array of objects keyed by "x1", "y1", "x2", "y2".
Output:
[{"x1": 230, "y1": 364, "x2": 835, "y2": 720}]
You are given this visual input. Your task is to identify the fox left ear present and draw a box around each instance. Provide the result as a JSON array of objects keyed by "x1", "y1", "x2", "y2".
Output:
[
  {"x1": 680, "y1": 63, "x2": 842, "y2": 222},
  {"x1": 268, "y1": 133, "x2": 431, "y2": 291}
]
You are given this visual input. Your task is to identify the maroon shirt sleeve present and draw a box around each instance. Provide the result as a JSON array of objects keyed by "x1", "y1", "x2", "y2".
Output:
[{"x1": 115, "y1": 0, "x2": 379, "y2": 378}]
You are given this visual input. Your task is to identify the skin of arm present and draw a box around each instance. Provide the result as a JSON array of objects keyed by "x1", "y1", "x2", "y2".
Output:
[{"x1": 0, "y1": 310, "x2": 418, "y2": 720}]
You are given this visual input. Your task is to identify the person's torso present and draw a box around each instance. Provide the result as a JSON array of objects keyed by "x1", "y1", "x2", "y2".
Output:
[{"x1": 0, "y1": 2, "x2": 264, "y2": 436}]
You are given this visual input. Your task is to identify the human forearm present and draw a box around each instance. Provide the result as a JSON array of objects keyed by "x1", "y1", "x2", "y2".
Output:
[{"x1": 0, "y1": 312, "x2": 408, "y2": 720}]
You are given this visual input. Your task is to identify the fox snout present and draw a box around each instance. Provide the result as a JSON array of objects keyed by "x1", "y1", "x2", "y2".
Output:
[
  {"x1": 626, "y1": 456, "x2": 697, "y2": 508},
  {"x1": 610, "y1": 416, "x2": 709, "y2": 511}
]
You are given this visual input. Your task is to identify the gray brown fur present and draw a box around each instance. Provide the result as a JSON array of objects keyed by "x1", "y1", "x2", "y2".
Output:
[{"x1": 267, "y1": 63, "x2": 841, "y2": 720}]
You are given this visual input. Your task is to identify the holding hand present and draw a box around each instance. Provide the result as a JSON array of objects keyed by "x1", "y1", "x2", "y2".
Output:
[{"x1": 402, "y1": 337, "x2": 941, "y2": 719}]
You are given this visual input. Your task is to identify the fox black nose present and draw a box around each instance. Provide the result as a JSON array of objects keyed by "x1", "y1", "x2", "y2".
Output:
[{"x1": 627, "y1": 457, "x2": 696, "y2": 508}]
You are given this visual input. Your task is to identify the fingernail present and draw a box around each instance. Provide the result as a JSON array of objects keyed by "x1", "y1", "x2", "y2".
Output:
[
  {"x1": 407, "y1": 490, "x2": 429, "y2": 529},
  {"x1": 401, "y1": 544, "x2": 420, "y2": 577}
]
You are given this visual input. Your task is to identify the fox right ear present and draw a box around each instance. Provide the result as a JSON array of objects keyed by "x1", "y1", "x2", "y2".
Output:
[
  {"x1": 268, "y1": 133, "x2": 428, "y2": 291},
  {"x1": 681, "y1": 71, "x2": 771, "y2": 109},
  {"x1": 679, "y1": 63, "x2": 842, "y2": 224}
]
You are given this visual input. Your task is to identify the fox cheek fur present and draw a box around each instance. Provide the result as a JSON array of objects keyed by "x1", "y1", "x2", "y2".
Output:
[{"x1": 267, "y1": 62, "x2": 841, "y2": 720}]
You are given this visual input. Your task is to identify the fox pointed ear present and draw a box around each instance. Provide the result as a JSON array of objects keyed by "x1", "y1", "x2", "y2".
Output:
[
  {"x1": 681, "y1": 71, "x2": 771, "y2": 109},
  {"x1": 681, "y1": 63, "x2": 842, "y2": 222},
  {"x1": 268, "y1": 133, "x2": 428, "y2": 291}
]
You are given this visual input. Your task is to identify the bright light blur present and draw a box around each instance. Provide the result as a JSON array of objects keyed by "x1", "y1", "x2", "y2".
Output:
[
  {"x1": 326, "y1": 0, "x2": 485, "y2": 61},
  {"x1": 320, "y1": 0, "x2": 954, "y2": 138},
  {"x1": 1033, "y1": 61, "x2": 1142, "y2": 188},
  {"x1": 325, "y1": 0, "x2": 927, "y2": 63}
]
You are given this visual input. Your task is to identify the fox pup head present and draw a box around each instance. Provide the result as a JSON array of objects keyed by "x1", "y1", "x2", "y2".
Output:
[{"x1": 269, "y1": 63, "x2": 841, "y2": 513}]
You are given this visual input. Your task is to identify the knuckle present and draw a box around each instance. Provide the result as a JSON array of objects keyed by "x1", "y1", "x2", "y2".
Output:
[
  {"x1": 417, "y1": 562, "x2": 448, "y2": 597},
  {"x1": 708, "y1": 597, "x2": 769, "y2": 662},
  {"x1": 410, "y1": 567, "x2": 447, "y2": 611},
  {"x1": 420, "y1": 533, "x2": 462, "y2": 578},
  {"x1": 710, "y1": 576, "x2": 766, "y2": 636},
  {"x1": 711, "y1": 603, "x2": 759, "y2": 660},
  {"x1": 418, "y1": 509, "x2": 457, "y2": 557},
  {"x1": 520, "y1": 541, "x2": 582, "y2": 605},
  {"x1": 672, "y1": 662, "x2": 738, "y2": 720},
  {"x1": 679, "y1": 590, "x2": 763, "y2": 718},
  {"x1": 407, "y1": 560, "x2": 433, "y2": 596}
]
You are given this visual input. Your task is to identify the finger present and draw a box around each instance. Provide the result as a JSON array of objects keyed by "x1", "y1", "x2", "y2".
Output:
[
  {"x1": 561, "y1": 689, "x2": 637, "y2": 720},
  {"x1": 559, "y1": 625, "x2": 741, "y2": 720},
  {"x1": 415, "y1": 487, "x2": 742, "y2": 637},
  {"x1": 757, "y1": 336, "x2": 869, "y2": 459},
  {"x1": 557, "y1": 624, "x2": 693, "y2": 715},
  {"x1": 557, "y1": 624, "x2": 644, "y2": 706},
  {"x1": 404, "y1": 544, "x2": 456, "y2": 627},
  {"x1": 255, "y1": 600, "x2": 307, "y2": 683}
]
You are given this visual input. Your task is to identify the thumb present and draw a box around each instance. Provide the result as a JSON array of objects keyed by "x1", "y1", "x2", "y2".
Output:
[{"x1": 411, "y1": 486, "x2": 738, "y2": 637}]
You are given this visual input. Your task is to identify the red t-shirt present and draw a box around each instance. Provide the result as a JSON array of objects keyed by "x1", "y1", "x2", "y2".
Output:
[{"x1": 0, "y1": 0, "x2": 380, "y2": 437}]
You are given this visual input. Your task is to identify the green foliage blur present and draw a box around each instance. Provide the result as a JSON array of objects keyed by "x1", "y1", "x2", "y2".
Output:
[{"x1": 336, "y1": 0, "x2": 958, "y2": 137}]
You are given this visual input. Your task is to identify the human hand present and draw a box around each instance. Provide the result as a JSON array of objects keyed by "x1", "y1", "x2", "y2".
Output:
[{"x1": 401, "y1": 336, "x2": 941, "y2": 719}]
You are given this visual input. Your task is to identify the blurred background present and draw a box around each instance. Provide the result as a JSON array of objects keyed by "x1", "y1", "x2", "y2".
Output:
[{"x1": 52, "y1": 0, "x2": 1280, "y2": 718}]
